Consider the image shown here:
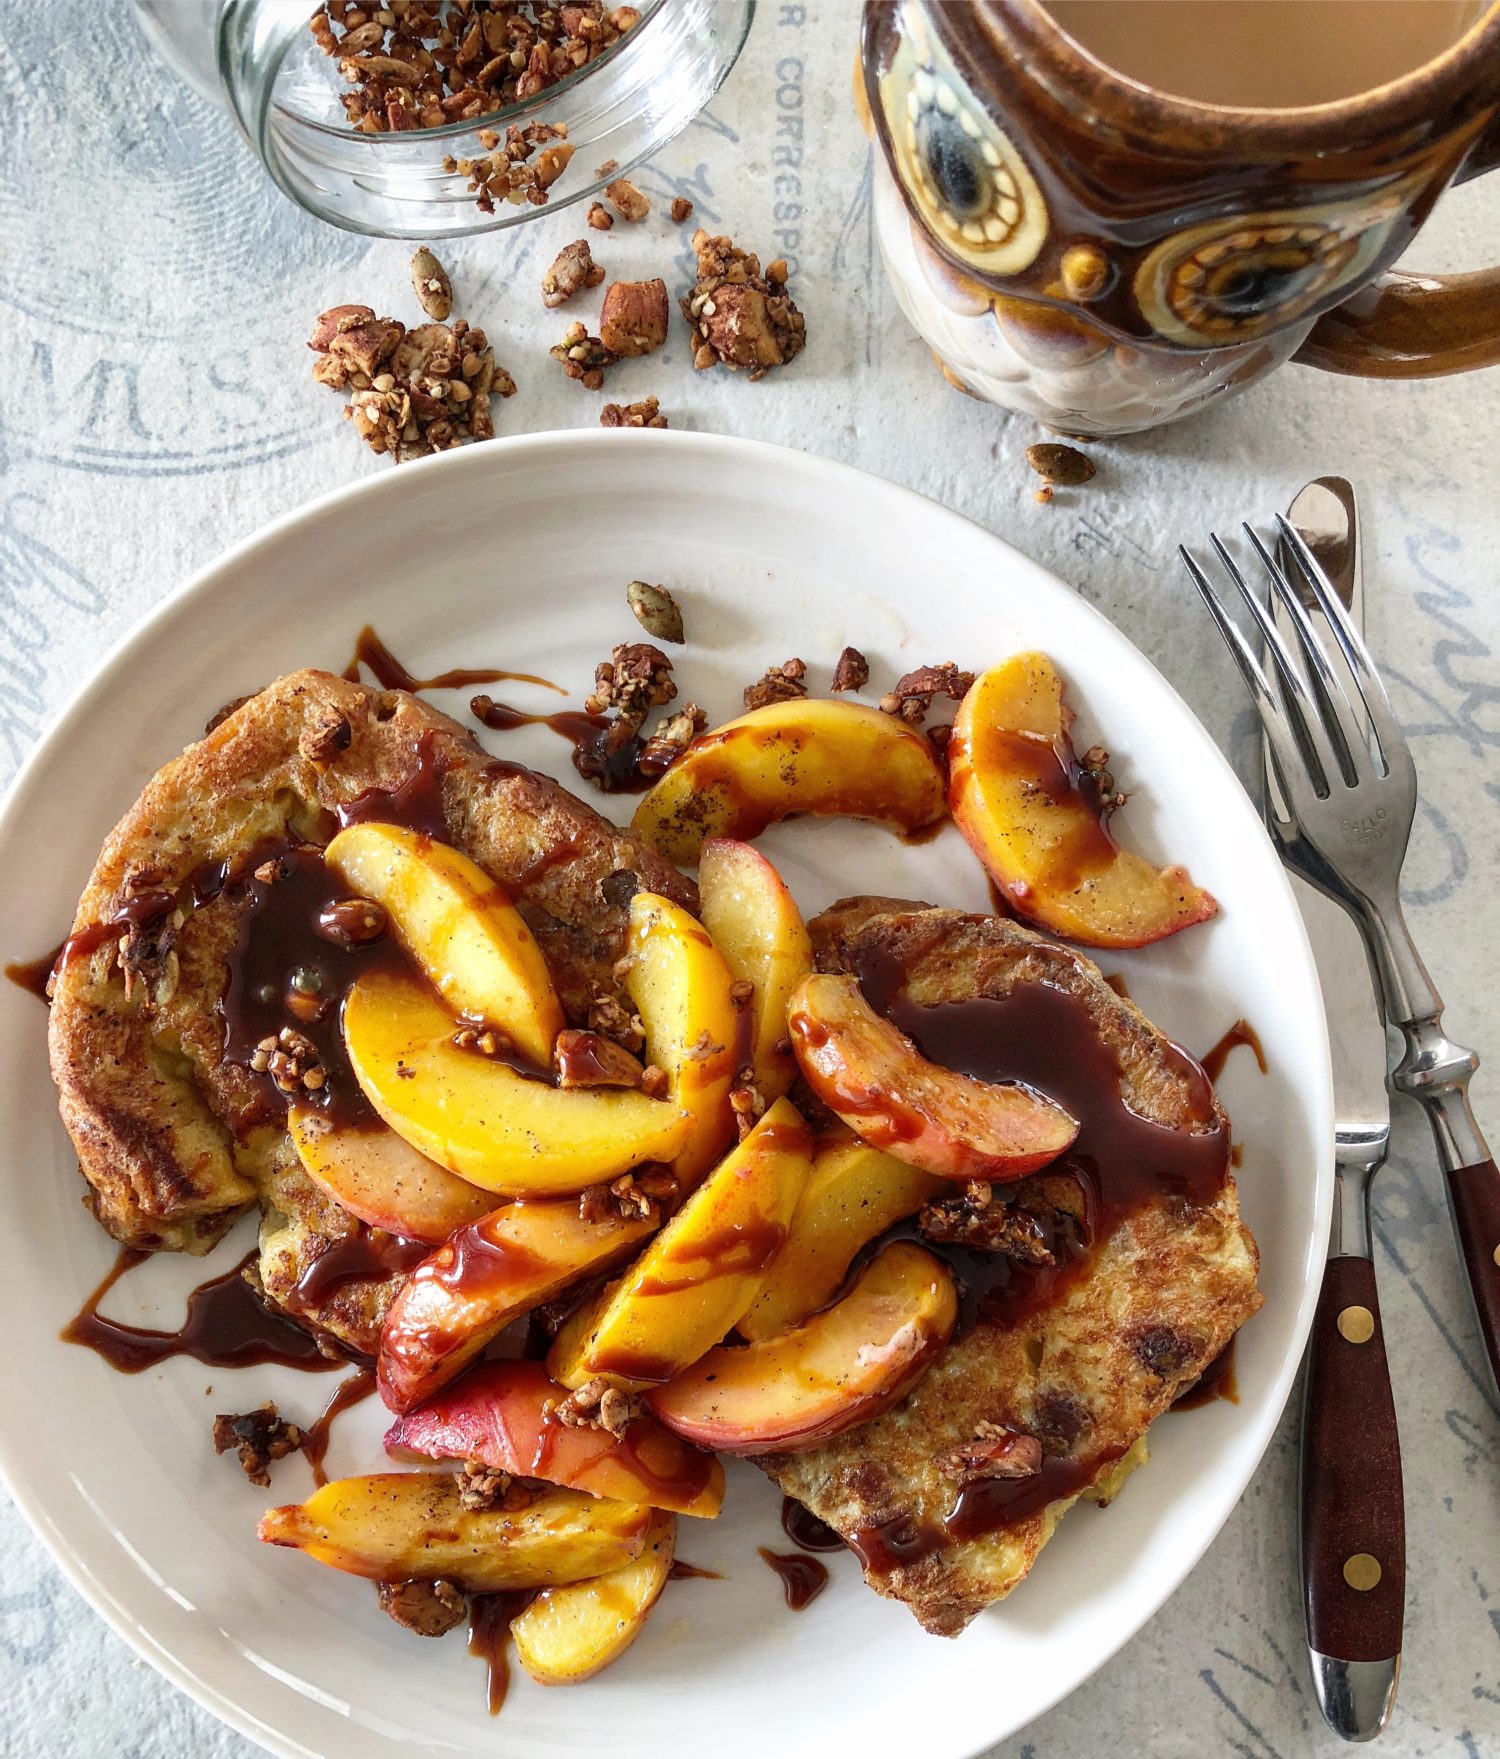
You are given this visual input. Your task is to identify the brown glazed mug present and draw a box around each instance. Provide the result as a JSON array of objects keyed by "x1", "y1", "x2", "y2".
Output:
[{"x1": 860, "y1": 1, "x2": 1500, "y2": 435}]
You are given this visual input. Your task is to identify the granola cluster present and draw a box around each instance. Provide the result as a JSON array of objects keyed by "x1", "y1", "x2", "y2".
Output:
[
  {"x1": 443, "y1": 120, "x2": 574, "y2": 212},
  {"x1": 554, "y1": 1376, "x2": 642, "y2": 1436},
  {"x1": 682, "y1": 229, "x2": 806, "y2": 379},
  {"x1": 309, "y1": 270, "x2": 516, "y2": 462},
  {"x1": 541, "y1": 238, "x2": 605, "y2": 308},
  {"x1": 212, "y1": 1403, "x2": 304, "y2": 1487},
  {"x1": 600, "y1": 395, "x2": 667, "y2": 428},
  {"x1": 919, "y1": 1182, "x2": 1056, "y2": 1262},
  {"x1": 549, "y1": 319, "x2": 618, "y2": 390},
  {"x1": 575, "y1": 640, "x2": 704, "y2": 789},
  {"x1": 309, "y1": 1, "x2": 640, "y2": 134}
]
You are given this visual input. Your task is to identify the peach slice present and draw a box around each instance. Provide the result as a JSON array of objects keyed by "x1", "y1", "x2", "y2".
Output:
[
  {"x1": 624, "y1": 891, "x2": 742, "y2": 1185},
  {"x1": 787, "y1": 973, "x2": 1078, "y2": 1181},
  {"x1": 511, "y1": 1509, "x2": 676, "y2": 1686},
  {"x1": 377, "y1": 1198, "x2": 659, "y2": 1413},
  {"x1": 288, "y1": 1107, "x2": 495, "y2": 1245},
  {"x1": 949, "y1": 653, "x2": 1217, "y2": 948},
  {"x1": 257, "y1": 1475, "x2": 650, "y2": 1591},
  {"x1": 698, "y1": 839, "x2": 813, "y2": 1105},
  {"x1": 547, "y1": 1097, "x2": 813, "y2": 1390},
  {"x1": 630, "y1": 698, "x2": 947, "y2": 866},
  {"x1": 646, "y1": 1242, "x2": 957, "y2": 1454},
  {"x1": 738, "y1": 1132, "x2": 947, "y2": 1341},
  {"x1": 342, "y1": 969, "x2": 690, "y2": 1196},
  {"x1": 324, "y1": 822, "x2": 564, "y2": 1065},
  {"x1": 385, "y1": 1359, "x2": 723, "y2": 1518}
]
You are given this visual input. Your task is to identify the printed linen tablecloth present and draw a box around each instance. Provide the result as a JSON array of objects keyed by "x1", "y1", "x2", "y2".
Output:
[{"x1": 2, "y1": 5, "x2": 1497, "y2": 1756}]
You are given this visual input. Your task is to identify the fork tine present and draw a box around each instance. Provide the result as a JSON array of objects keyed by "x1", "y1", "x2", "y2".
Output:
[
  {"x1": 1243, "y1": 524, "x2": 1366, "y2": 786},
  {"x1": 1275, "y1": 514, "x2": 1411, "y2": 783},
  {"x1": 1179, "y1": 545, "x2": 1311, "y2": 802},
  {"x1": 1206, "y1": 532, "x2": 1341, "y2": 797}
]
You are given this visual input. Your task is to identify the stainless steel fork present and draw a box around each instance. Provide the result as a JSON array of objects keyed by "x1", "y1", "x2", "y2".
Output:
[{"x1": 1181, "y1": 516, "x2": 1500, "y2": 1399}]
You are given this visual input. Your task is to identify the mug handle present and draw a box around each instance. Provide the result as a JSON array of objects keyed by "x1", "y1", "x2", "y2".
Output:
[{"x1": 1295, "y1": 114, "x2": 1500, "y2": 379}]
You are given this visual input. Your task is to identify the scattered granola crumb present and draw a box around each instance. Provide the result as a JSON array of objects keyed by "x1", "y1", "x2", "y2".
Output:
[
  {"x1": 878, "y1": 662, "x2": 974, "y2": 726},
  {"x1": 409, "y1": 247, "x2": 453, "y2": 321},
  {"x1": 555, "y1": 1377, "x2": 642, "y2": 1436},
  {"x1": 1025, "y1": 442, "x2": 1095, "y2": 487},
  {"x1": 730, "y1": 1066, "x2": 767, "y2": 1138},
  {"x1": 601, "y1": 395, "x2": 667, "y2": 428},
  {"x1": 550, "y1": 319, "x2": 619, "y2": 389},
  {"x1": 377, "y1": 1578, "x2": 468, "y2": 1638},
  {"x1": 579, "y1": 1166, "x2": 677, "y2": 1223},
  {"x1": 587, "y1": 992, "x2": 646, "y2": 1053},
  {"x1": 554, "y1": 1028, "x2": 647, "y2": 1088},
  {"x1": 456, "y1": 1459, "x2": 525, "y2": 1513},
  {"x1": 604, "y1": 176, "x2": 650, "y2": 221},
  {"x1": 443, "y1": 121, "x2": 574, "y2": 212},
  {"x1": 1035, "y1": 485, "x2": 1054, "y2": 505},
  {"x1": 599, "y1": 278, "x2": 669, "y2": 356},
  {"x1": 596, "y1": 156, "x2": 620, "y2": 177},
  {"x1": 919, "y1": 1182, "x2": 1056, "y2": 1261},
  {"x1": 743, "y1": 657, "x2": 808, "y2": 711},
  {"x1": 682, "y1": 229, "x2": 806, "y2": 379},
  {"x1": 670, "y1": 195, "x2": 694, "y2": 223},
  {"x1": 640, "y1": 1062, "x2": 669, "y2": 1099},
  {"x1": 1080, "y1": 744, "x2": 1127, "y2": 814},
  {"x1": 934, "y1": 1421, "x2": 1044, "y2": 1486},
  {"x1": 542, "y1": 238, "x2": 606, "y2": 308},
  {"x1": 638, "y1": 702, "x2": 705, "y2": 777},
  {"x1": 831, "y1": 646, "x2": 869, "y2": 693},
  {"x1": 587, "y1": 201, "x2": 614, "y2": 230},
  {"x1": 212, "y1": 1403, "x2": 303, "y2": 1488},
  {"x1": 625, "y1": 579, "x2": 684, "y2": 644},
  {"x1": 728, "y1": 979, "x2": 755, "y2": 1010}
]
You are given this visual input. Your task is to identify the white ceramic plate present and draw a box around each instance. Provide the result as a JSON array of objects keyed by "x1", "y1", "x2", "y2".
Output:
[{"x1": 0, "y1": 431, "x2": 1331, "y2": 1759}]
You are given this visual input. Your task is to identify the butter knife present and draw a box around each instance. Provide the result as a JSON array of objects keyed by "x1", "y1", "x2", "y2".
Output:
[{"x1": 1271, "y1": 479, "x2": 1403, "y2": 1742}]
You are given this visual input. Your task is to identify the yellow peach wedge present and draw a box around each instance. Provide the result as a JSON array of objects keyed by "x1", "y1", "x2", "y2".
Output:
[
  {"x1": 287, "y1": 1107, "x2": 495, "y2": 1246},
  {"x1": 342, "y1": 968, "x2": 690, "y2": 1196},
  {"x1": 788, "y1": 972, "x2": 1078, "y2": 1181},
  {"x1": 548, "y1": 1097, "x2": 813, "y2": 1390},
  {"x1": 738, "y1": 1131, "x2": 947, "y2": 1341},
  {"x1": 647, "y1": 1242, "x2": 957, "y2": 1454},
  {"x1": 630, "y1": 698, "x2": 947, "y2": 866},
  {"x1": 377, "y1": 1198, "x2": 661, "y2": 1413},
  {"x1": 697, "y1": 838, "x2": 813, "y2": 1104},
  {"x1": 511, "y1": 1509, "x2": 677, "y2": 1686},
  {"x1": 323, "y1": 822, "x2": 564, "y2": 1065},
  {"x1": 949, "y1": 653, "x2": 1217, "y2": 949},
  {"x1": 257, "y1": 1475, "x2": 650, "y2": 1591},
  {"x1": 624, "y1": 891, "x2": 742, "y2": 1185}
]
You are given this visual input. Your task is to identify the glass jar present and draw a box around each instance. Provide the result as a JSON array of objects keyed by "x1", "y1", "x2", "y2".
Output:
[{"x1": 133, "y1": 0, "x2": 752, "y2": 238}]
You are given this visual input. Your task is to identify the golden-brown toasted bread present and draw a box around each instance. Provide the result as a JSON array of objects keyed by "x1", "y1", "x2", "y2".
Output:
[
  {"x1": 760, "y1": 899, "x2": 1261, "y2": 1636},
  {"x1": 48, "y1": 670, "x2": 694, "y2": 1350}
]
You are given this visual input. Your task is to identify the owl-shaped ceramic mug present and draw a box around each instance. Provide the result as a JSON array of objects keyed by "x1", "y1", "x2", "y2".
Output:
[{"x1": 861, "y1": 1, "x2": 1500, "y2": 435}]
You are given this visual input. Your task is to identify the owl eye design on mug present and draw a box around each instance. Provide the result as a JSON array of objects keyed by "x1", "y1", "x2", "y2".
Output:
[
  {"x1": 880, "y1": 17, "x2": 1048, "y2": 277},
  {"x1": 1135, "y1": 197, "x2": 1406, "y2": 346}
]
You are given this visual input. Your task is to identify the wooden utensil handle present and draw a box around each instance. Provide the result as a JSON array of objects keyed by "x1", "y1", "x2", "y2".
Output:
[
  {"x1": 1446, "y1": 1157, "x2": 1500, "y2": 1396},
  {"x1": 1301, "y1": 1255, "x2": 1405, "y2": 1663}
]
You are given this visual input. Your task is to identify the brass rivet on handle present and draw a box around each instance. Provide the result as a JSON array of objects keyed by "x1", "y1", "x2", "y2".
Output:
[
  {"x1": 1344, "y1": 1553, "x2": 1382, "y2": 1592},
  {"x1": 1337, "y1": 1304, "x2": 1375, "y2": 1344}
]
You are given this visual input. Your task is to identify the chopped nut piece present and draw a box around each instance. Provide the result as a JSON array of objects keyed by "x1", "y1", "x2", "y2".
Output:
[
  {"x1": 587, "y1": 201, "x2": 614, "y2": 230},
  {"x1": 878, "y1": 662, "x2": 975, "y2": 727},
  {"x1": 730, "y1": 1068, "x2": 766, "y2": 1137},
  {"x1": 919, "y1": 1183, "x2": 1056, "y2": 1262},
  {"x1": 596, "y1": 157, "x2": 620, "y2": 177},
  {"x1": 729, "y1": 979, "x2": 755, "y2": 1010},
  {"x1": 601, "y1": 395, "x2": 667, "y2": 428},
  {"x1": 638, "y1": 702, "x2": 705, "y2": 778},
  {"x1": 935, "y1": 1421, "x2": 1045, "y2": 1485},
  {"x1": 410, "y1": 247, "x2": 453, "y2": 322},
  {"x1": 555, "y1": 1376, "x2": 642, "y2": 1436},
  {"x1": 743, "y1": 657, "x2": 808, "y2": 711},
  {"x1": 681, "y1": 229, "x2": 807, "y2": 379},
  {"x1": 640, "y1": 1062, "x2": 669, "y2": 1099},
  {"x1": 670, "y1": 196, "x2": 694, "y2": 223},
  {"x1": 831, "y1": 646, "x2": 870, "y2": 693},
  {"x1": 554, "y1": 1028, "x2": 646, "y2": 1088},
  {"x1": 1079, "y1": 744, "x2": 1127, "y2": 815},
  {"x1": 579, "y1": 1167, "x2": 671, "y2": 1223},
  {"x1": 316, "y1": 897, "x2": 390, "y2": 948},
  {"x1": 599, "y1": 278, "x2": 669, "y2": 356},
  {"x1": 299, "y1": 709, "x2": 353, "y2": 767},
  {"x1": 625, "y1": 579, "x2": 684, "y2": 645},
  {"x1": 542, "y1": 238, "x2": 606, "y2": 308},
  {"x1": 549, "y1": 319, "x2": 619, "y2": 390},
  {"x1": 212, "y1": 1403, "x2": 303, "y2": 1488},
  {"x1": 1025, "y1": 442, "x2": 1095, "y2": 487},
  {"x1": 377, "y1": 1577, "x2": 468, "y2": 1638},
  {"x1": 1035, "y1": 485, "x2": 1054, "y2": 506},
  {"x1": 604, "y1": 176, "x2": 649, "y2": 221},
  {"x1": 587, "y1": 992, "x2": 646, "y2": 1053},
  {"x1": 456, "y1": 1459, "x2": 518, "y2": 1512}
]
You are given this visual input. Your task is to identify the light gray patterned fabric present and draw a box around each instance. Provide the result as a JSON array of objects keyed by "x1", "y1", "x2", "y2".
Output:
[{"x1": 2, "y1": 4, "x2": 1497, "y2": 1756}]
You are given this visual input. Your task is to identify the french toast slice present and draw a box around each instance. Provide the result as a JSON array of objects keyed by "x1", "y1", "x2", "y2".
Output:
[
  {"x1": 48, "y1": 669, "x2": 695, "y2": 1350},
  {"x1": 761, "y1": 899, "x2": 1261, "y2": 1636}
]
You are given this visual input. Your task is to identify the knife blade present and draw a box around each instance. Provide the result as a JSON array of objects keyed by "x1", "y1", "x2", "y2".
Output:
[{"x1": 1273, "y1": 478, "x2": 1403, "y2": 1743}]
